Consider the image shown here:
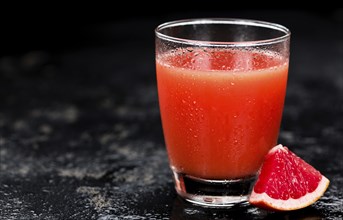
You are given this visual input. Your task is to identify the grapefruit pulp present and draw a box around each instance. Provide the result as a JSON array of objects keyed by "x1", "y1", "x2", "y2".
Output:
[{"x1": 249, "y1": 144, "x2": 330, "y2": 211}]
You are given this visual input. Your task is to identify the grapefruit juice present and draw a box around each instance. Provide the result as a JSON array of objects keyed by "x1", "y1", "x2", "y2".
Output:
[
  {"x1": 155, "y1": 18, "x2": 290, "y2": 206},
  {"x1": 156, "y1": 48, "x2": 288, "y2": 180}
]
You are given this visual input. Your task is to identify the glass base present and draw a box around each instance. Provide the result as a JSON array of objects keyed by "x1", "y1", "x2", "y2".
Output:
[{"x1": 172, "y1": 170, "x2": 256, "y2": 207}]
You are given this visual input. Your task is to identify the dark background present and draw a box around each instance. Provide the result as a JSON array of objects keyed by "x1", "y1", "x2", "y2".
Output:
[
  {"x1": 0, "y1": 8, "x2": 342, "y2": 220},
  {"x1": 1, "y1": 9, "x2": 342, "y2": 55}
]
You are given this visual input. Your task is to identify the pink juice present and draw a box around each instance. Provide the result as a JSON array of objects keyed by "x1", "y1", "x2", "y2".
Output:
[{"x1": 156, "y1": 48, "x2": 288, "y2": 179}]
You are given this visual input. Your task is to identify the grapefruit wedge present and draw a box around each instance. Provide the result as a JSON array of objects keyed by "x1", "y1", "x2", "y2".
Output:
[{"x1": 249, "y1": 144, "x2": 330, "y2": 211}]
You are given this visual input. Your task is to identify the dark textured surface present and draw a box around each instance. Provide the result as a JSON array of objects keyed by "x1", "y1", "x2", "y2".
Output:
[{"x1": 1, "y1": 10, "x2": 342, "y2": 219}]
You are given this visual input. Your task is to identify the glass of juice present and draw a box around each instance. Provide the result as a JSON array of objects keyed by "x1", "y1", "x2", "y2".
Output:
[{"x1": 155, "y1": 18, "x2": 290, "y2": 207}]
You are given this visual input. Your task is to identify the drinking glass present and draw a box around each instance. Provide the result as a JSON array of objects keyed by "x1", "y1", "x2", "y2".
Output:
[{"x1": 155, "y1": 18, "x2": 290, "y2": 207}]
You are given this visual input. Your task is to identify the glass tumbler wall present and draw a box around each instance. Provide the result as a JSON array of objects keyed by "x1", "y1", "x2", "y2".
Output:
[{"x1": 155, "y1": 19, "x2": 290, "y2": 207}]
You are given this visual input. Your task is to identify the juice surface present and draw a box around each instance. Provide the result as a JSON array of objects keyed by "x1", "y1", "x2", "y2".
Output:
[{"x1": 156, "y1": 48, "x2": 288, "y2": 179}]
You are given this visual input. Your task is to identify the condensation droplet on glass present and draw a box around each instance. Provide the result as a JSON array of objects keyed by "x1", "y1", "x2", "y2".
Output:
[
  {"x1": 182, "y1": 99, "x2": 186, "y2": 104},
  {"x1": 193, "y1": 101, "x2": 197, "y2": 104},
  {"x1": 231, "y1": 82, "x2": 235, "y2": 86}
]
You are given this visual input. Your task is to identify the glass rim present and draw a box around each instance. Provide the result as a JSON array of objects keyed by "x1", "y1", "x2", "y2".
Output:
[{"x1": 155, "y1": 18, "x2": 291, "y2": 47}]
